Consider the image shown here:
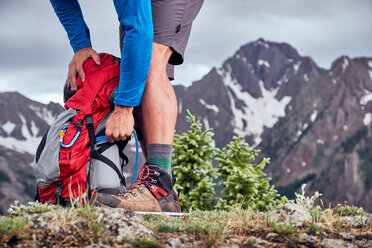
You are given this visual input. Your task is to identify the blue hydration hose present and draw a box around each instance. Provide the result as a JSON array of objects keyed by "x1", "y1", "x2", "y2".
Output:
[{"x1": 132, "y1": 130, "x2": 139, "y2": 184}]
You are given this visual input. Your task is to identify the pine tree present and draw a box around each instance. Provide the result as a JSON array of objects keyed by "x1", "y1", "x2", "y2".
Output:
[
  {"x1": 216, "y1": 136, "x2": 280, "y2": 211},
  {"x1": 172, "y1": 110, "x2": 218, "y2": 211}
]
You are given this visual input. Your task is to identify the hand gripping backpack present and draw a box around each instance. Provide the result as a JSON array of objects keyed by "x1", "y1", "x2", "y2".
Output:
[{"x1": 32, "y1": 53, "x2": 129, "y2": 205}]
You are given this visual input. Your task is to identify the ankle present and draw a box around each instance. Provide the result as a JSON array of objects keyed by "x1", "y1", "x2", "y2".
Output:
[{"x1": 146, "y1": 144, "x2": 173, "y2": 175}]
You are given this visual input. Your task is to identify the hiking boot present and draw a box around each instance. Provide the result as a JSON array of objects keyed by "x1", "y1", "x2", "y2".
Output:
[{"x1": 95, "y1": 164, "x2": 181, "y2": 212}]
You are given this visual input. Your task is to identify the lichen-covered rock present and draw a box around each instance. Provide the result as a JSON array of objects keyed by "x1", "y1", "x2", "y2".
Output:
[
  {"x1": 321, "y1": 238, "x2": 357, "y2": 248},
  {"x1": 338, "y1": 214, "x2": 372, "y2": 228},
  {"x1": 102, "y1": 208, "x2": 154, "y2": 242},
  {"x1": 25, "y1": 207, "x2": 154, "y2": 246},
  {"x1": 354, "y1": 239, "x2": 372, "y2": 248},
  {"x1": 270, "y1": 203, "x2": 312, "y2": 226},
  {"x1": 339, "y1": 232, "x2": 356, "y2": 242},
  {"x1": 297, "y1": 233, "x2": 319, "y2": 243},
  {"x1": 265, "y1": 232, "x2": 278, "y2": 241},
  {"x1": 166, "y1": 237, "x2": 183, "y2": 248}
]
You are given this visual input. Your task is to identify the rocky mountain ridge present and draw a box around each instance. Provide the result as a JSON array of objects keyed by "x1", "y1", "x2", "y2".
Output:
[{"x1": 174, "y1": 39, "x2": 372, "y2": 211}]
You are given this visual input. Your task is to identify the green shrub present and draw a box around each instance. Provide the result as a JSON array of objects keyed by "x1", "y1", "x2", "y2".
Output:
[
  {"x1": 172, "y1": 110, "x2": 219, "y2": 211},
  {"x1": 173, "y1": 112, "x2": 285, "y2": 211},
  {"x1": 307, "y1": 223, "x2": 323, "y2": 235},
  {"x1": 8, "y1": 200, "x2": 60, "y2": 216},
  {"x1": 272, "y1": 222, "x2": 298, "y2": 235},
  {"x1": 133, "y1": 237, "x2": 162, "y2": 248},
  {"x1": 334, "y1": 205, "x2": 366, "y2": 217},
  {"x1": 216, "y1": 136, "x2": 281, "y2": 211},
  {"x1": 0, "y1": 215, "x2": 29, "y2": 238}
]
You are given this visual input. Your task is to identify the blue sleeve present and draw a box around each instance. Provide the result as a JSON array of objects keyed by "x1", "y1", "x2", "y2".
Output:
[
  {"x1": 113, "y1": 0, "x2": 153, "y2": 107},
  {"x1": 49, "y1": 0, "x2": 92, "y2": 53}
]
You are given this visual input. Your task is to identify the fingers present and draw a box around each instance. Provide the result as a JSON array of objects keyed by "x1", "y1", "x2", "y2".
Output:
[
  {"x1": 67, "y1": 47, "x2": 100, "y2": 91},
  {"x1": 106, "y1": 128, "x2": 116, "y2": 143},
  {"x1": 105, "y1": 108, "x2": 135, "y2": 143},
  {"x1": 106, "y1": 129, "x2": 115, "y2": 143},
  {"x1": 91, "y1": 50, "x2": 101, "y2": 65},
  {"x1": 68, "y1": 62, "x2": 77, "y2": 91},
  {"x1": 105, "y1": 128, "x2": 132, "y2": 143},
  {"x1": 77, "y1": 64, "x2": 85, "y2": 83}
]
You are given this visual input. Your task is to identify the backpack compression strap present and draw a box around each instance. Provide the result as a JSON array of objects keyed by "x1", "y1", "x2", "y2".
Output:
[
  {"x1": 85, "y1": 114, "x2": 95, "y2": 199},
  {"x1": 92, "y1": 149, "x2": 126, "y2": 187}
]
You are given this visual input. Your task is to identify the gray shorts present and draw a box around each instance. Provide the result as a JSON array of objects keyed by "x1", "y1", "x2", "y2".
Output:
[{"x1": 120, "y1": 0, "x2": 204, "y2": 80}]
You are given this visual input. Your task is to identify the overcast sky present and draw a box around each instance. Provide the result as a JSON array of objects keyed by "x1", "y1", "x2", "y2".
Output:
[{"x1": 1, "y1": 0, "x2": 371, "y2": 105}]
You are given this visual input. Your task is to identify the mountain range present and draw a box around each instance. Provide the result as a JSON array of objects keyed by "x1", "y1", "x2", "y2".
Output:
[{"x1": 1, "y1": 38, "x2": 371, "y2": 213}]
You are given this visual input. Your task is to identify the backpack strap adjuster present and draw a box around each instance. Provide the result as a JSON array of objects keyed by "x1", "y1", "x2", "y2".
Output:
[{"x1": 54, "y1": 181, "x2": 63, "y2": 205}]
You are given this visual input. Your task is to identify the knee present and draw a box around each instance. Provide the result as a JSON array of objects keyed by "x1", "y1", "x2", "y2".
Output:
[{"x1": 149, "y1": 43, "x2": 173, "y2": 74}]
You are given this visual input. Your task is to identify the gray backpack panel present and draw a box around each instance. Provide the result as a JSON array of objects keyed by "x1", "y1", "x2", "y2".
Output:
[
  {"x1": 32, "y1": 108, "x2": 78, "y2": 187},
  {"x1": 89, "y1": 143, "x2": 126, "y2": 194},
  {"x1": 88, "y1": 111, "x2": 126, "y2": 194}
]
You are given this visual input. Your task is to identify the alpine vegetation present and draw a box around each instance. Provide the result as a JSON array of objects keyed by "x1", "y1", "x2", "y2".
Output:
[
  {"x1": 172, "y1": 110, "x2": 219, "y2": 211},
  {"x1": 172, "y1": 110, "x2": 286, "y2": 211}
]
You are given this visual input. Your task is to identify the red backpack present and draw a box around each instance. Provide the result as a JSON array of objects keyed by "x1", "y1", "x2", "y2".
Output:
[{"x1": 33, "y1": 53, "x2": 128, "y2": 205}]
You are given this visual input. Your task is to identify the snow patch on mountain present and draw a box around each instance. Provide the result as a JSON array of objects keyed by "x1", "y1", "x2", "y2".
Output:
[
  {"x1": 360, "y1": 90, "x2": 372, "y2": 106},
  {"x1": 255, "y1": 39, "x2": 269, "y2": 49},
  {"x1": 342, "y1": 57, "x2": 349, "y2": 72},
  {"x1": 29, "y1": 105, "x2": 56, "y2": 125},
  {"x1": 363, "y1": 113, "x2": 372, "y2": 126},
  {"x1": 0, "y1": 114, "x2": 41, "y2": 154},
  {"x1": 303, "y1": 123, "x2": 309, "y2": 130},
  {"x1": 310, "y1": 110, "x2": 318, "y2": 122},
  {"x1": 218, "y1": 66, "x2": 291, "y2": 145},
  {"x1": 368, "y1": 60, "x2": 372, "y2": 68},
  {"x1": 293, "y1": 62, "x2": 301, "y2": 73},
  {"x1": 278, "y1": 69, "x2": 290, "y2": 85},
  {"x1": 304, "y1": 74, "x2": 309, "y2": 82},
  {"x1": 202, "y1": 117, "x2": 210, "y2": 130},
  {"x1": 2, "y1": 121, "x2": 16, "y2": 135},
  {"x1": 30, "y1": 121, "x2": 39, "y2": 137},
  {"x1": 258, "y1": 59, "x2": 270, "y2": 68},
  {"x1": 317, "y1": 139, "x2": 325, "y2": 144},
  {"x1": 199, "y1": 99, "x2": 219, "y2": 113},
  {"x1": 369, "y1": 70, "x2": 372, "y2": 81},
  {"x1": 235, "y1": 53, "x2": 248, "y2": 63},
  {"x1": 297, "y1": 130, "x2": 302, "y2": 137}
]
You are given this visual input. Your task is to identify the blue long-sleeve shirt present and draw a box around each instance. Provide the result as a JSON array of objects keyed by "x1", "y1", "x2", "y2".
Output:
[{"x1": 49, "y1": 0, "x2": 153, "y2": 107}]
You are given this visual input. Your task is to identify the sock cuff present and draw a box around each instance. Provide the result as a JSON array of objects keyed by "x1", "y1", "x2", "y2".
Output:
[
  {"x1": 146, "y1": 143, "x2": 173, "y2": 159},
  {"x1": 147, "y1": 157, "x2": 171, "y2": 169}
]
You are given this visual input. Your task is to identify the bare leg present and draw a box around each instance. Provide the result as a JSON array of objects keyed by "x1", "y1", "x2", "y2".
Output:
[{"x1": 134, "y1": 42, "x2": 177, "y2": 157}]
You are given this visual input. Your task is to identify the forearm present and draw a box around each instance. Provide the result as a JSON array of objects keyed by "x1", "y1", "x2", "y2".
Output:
[
  {"x1": 113, "y1": 0, "x2": 153, "y2": 107},
  {"x1": 49, "y1": 0, "x2": 91, "y2": 53}
]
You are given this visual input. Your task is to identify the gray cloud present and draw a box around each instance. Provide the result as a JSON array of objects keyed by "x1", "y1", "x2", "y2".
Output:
[{"x1": 1, "y1": 0, "x2": 371, "y2": 103}]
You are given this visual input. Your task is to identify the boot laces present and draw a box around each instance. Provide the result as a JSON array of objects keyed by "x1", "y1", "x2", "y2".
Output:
[{"x1": 119, "y1": 165, "x2": 159, "y2": 197}]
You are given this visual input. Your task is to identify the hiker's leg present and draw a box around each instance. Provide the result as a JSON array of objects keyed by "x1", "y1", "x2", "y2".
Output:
[
  {"x1": 133, "y1": 107, "x2": 147, "y2": 158},
  {"x1": 142, "y1": 42, "x2": 176, "y2": 145}
]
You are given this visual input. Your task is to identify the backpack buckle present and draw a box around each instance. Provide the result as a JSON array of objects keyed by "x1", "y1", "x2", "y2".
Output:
[{"x1": 85, "y1": 114, "x2": 94, "y2": 129}]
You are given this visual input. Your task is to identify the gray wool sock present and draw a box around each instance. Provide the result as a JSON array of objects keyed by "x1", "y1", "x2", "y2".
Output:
[{"x1": 146, "y1": 144, "x2": 173, "y2": 175}]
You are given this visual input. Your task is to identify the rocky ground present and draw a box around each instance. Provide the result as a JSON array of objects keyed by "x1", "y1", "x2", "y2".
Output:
[{"x1": 1, "y1": 202, "x2": 372, "y2": 247}]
